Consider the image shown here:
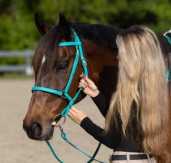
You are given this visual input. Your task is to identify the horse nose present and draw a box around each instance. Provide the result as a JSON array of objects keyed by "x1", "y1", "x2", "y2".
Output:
[
  {"x1": 23, "y1": 121, "x2": 42, "y2": 139},
  {"x1": 31, "y1": 122, "x2": 42, "y2": 137}
]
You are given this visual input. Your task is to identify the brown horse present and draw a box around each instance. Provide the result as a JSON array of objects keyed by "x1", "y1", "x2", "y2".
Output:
[{"x1": 23, "y1": 13, "x2": 171, "y2": 163}]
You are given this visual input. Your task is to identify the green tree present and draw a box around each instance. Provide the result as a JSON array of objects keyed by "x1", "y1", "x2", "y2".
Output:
[{"x1": 0, "y1": 0, "x2": 171, "y2": 51}]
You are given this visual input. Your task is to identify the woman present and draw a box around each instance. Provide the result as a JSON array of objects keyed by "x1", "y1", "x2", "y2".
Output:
[{"x1": 68, "y1": 25, "x2": 169, "y2": 163}]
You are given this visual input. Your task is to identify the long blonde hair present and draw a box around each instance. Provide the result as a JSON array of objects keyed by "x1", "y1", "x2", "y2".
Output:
[{"x1": 106, "y1": 25, "x2": 169, "y2": 155}]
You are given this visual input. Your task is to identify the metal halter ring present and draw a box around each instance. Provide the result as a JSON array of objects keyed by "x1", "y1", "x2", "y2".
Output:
[
  {"x1": 61, "y1": 90, "x2": 66, "y2": 100},
  {"x1": 52, "y1": 114, "x2": 66, "y2": 127}
]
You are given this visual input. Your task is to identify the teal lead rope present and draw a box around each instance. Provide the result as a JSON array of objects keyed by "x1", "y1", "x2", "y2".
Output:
[
  {"x1": 46, "y1": 141, "x2": 63, "y2": 163},
  {"x1": 46, "y1": 125, "x2": 108, "y2": 163}
]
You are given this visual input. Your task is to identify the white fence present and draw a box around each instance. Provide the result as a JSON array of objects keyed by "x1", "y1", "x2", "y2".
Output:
[{"x1": 0, "y1": 50, "x2": 34, "y2": 75}]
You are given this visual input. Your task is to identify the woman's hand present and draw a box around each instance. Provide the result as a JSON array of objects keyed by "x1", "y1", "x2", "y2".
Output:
[
  {"x1": 78, "y1": 74, "x2": 99, "y2": 97},
  {"x1": 68, "y1": 106, "x2": 87, "y2": 125}
]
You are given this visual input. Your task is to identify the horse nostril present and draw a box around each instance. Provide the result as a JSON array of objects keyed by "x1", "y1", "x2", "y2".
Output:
[{"x1": 31, "y1": 122, "x2": 42, "y2": 137}]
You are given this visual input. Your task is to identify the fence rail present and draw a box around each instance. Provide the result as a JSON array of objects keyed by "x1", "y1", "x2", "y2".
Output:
[{"x1": 0, "y1": 50, "x2": 34, "y2": 75}]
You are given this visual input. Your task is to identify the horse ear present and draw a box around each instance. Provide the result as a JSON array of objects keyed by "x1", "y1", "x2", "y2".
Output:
[
  {"x1": 34, "y1": 13, "x2": 52, "y2": 36},
  {"x1": 58, "y1": 13, "x2": 71, "y2": 40}
]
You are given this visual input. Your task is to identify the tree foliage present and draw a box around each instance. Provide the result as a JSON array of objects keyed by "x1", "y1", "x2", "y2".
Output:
[{"x1": 0, "y1": 0, "x2": 171, "y2": 51}]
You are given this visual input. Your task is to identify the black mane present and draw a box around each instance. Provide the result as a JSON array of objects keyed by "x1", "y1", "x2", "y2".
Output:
[
  {"x1": 33, "y1": 21, "x2": 171, "y2": 73},
  {"x1": 70, "y1": 23, "x2": 171, "y2": 55},
  {"x1": 70, "y1": 22, "x2": 123, "y2": 49}
]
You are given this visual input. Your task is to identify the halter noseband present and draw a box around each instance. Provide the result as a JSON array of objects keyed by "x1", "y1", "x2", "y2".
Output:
[{"x1": 32, "y1": 28, "x2": 88, "y2": 117}]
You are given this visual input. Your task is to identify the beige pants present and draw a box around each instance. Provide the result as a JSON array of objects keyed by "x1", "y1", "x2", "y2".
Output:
[{"x1": 111, "y1": 151, "x2": 156, "y2": 163}]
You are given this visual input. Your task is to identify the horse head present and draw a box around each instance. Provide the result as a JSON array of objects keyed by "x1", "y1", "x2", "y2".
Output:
[{"x1": 23, "y1": 13, "x2": 86, "y2": 140}]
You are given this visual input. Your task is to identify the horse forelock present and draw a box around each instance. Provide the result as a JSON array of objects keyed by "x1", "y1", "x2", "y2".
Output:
[
  {"x1": 69, "y1": 22, "x2": 123, "y2": 49},
  {"x1": 32, "y1": 26, "x2": 62, "y2": 74}
]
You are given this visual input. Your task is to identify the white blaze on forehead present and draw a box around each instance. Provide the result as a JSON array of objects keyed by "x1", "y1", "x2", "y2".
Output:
[
  {"x1": 164, "y1": 29, "x2": 171, "y2": 36},
  {"x1": 42, "y1": 56, "x2": 46, "y2": 65}
]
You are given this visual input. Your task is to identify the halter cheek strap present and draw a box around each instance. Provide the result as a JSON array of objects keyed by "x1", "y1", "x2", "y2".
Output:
[
  {"x1": 31, "y1": 28, "x2": 88, "y2": 117},
  {"x1": 164, "y1": 35, "x2": 171, "y2": 97},
  {"x1": 164, "y1": 35, "x2": 171, "y2": 81}
]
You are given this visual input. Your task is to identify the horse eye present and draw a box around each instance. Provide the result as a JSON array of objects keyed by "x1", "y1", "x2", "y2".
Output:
[{"x1": 56, "y1": 64, "x2": 68, "y2": 72}]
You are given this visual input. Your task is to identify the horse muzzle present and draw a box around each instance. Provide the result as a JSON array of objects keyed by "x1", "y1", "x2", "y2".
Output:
[{"x1": 23, "y1": 120, "x2": 54, "y2": 140}]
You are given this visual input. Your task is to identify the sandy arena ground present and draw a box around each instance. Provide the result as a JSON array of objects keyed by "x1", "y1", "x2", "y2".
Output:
[{"x1": 0, "y1": 79, "x2": 112, "y2": 163}]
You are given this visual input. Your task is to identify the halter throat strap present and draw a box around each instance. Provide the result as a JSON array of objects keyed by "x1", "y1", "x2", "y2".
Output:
[{"x1": 32, "y1": 28, "x2": 88, "y2": 117}]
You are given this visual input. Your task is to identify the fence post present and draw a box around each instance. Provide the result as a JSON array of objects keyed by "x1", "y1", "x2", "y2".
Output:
[
  {"x1": 25, "y1": 49, "x2": 34, "y2": 76},
  {"x1": 0, "y1": 50, "x2": 34, "y2": 76}
]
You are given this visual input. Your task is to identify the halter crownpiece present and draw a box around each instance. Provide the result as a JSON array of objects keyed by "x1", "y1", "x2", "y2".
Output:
[{"x1": 32, "y1": 28, "x2": 88, "y2": 118}]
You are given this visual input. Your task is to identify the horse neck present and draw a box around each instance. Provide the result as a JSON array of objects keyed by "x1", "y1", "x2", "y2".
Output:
[{"x1": 83, "y1": 39, "x2": 118, "y2": 101}]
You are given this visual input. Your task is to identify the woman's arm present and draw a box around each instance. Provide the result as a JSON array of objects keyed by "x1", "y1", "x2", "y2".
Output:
[
  {"x1": 78, "y1": 75, "x2": 109, "y2": 117},
  {"x1": 91, "y1": 92, "x2": 109, "y2": 117},
  {"x1": 68, "y1": 107, "x2": 121, "y2": 149},
  {"x1": 81, "y1": 117, "x2": 121, "y2": 149}
]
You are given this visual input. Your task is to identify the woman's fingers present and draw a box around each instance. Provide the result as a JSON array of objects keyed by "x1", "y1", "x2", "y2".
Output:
[
  {"x1": 68, "y1": 106, "x2": 87, "y2": 125},
  {"x1": 80, "y1": 79, "x2": 87, "y2": 85},
  {"x1": 80, "y1": 74, "x2": 87, "y2": 82},
  {"x1": 85, "y1": 76, "x2": 93, "y2": 84},
  {"x1": 80, "y1": 74, "x2": 84, "y2": 78},
  {"x1": 68, "y1": 108, "x2": 75, "y2": 120},
  {"x1": 78, "y1": 82, "x2": 87, "y2": 88},
  {"x1": 80, "y1": 74, "x2": 93, "y2": 85},
  {"x1": 70, "y1": 106, "x2": 79, "y2": 113},
  {"x1": 69, "y1": 108, "x2": 75, "y2": 115},
  {"x1": 78, "y1": 78, "x2": 88, "y2": 89}
]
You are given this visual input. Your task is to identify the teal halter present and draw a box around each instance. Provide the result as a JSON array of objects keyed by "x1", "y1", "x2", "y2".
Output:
[
  {"x1": 164, "y1": 35, "x2": 171, "y2": 83},
  {"x1": 165, "y1": 35, "x2": 171, "y2": 45},
  {"x1": 32, "y1": 28, "x2": 88, "y2": 117}
]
